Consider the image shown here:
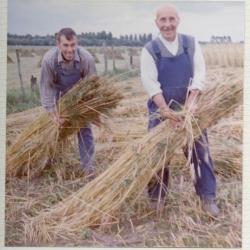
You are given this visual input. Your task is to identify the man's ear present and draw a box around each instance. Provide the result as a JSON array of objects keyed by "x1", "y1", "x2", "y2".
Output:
[
  {"x1": 155, "y1": 18, "x2": 160, "y2": 30},
  {"x1": 56, "y1": 39, "x2": 60, "y2": 48}
]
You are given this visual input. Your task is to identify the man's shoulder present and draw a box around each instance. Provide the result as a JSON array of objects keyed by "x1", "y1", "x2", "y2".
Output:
[
  {"x1": 179, "y1": 33, "x2": 195, "y2": 43},
  {"x1": 77, "y1": 46, "x2": 94, "y2": 63},
  {"x1": 42, "y1": 47, "x2": 58, "y2": 65},
  {"x1": 144, "y1": 37, "x2": 159, "y2": 47},
  {"x1": 143, "y1": 37, "x2": 163, "y2": 57}
]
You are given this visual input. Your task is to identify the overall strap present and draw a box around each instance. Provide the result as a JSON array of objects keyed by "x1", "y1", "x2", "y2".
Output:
[
  {"x1": 151, "y1": 39, "x2": 162, "y2": 67},
  {"x1": 181, "y1": 34, "x2": 194, "y2": 77},
  {"x1": 75, "y1": 48, "x2": 85, "y2": 78},
  {"x1": 182, "y1": 34, "x2": 189, "y2": 54}
]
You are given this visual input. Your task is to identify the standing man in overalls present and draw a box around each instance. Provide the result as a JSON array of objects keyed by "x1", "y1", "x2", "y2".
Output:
[
  {"x1": 140, "y1": 4, "x2": 219, "y2": 216},
  {"x1": 40, "y1": 28, "x2": 97, "y2": 180}
]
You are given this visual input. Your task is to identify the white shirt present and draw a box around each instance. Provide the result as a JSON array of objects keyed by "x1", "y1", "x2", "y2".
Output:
[{"x1": 140, "y1": 34, "x2": 206, "y2": 98}]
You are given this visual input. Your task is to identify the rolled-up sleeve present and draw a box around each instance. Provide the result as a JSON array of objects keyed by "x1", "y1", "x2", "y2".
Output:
[
  {"x1": 39, "y1": 57, "x2": 57, "y2": 112},
  {"x1": 189, "y1": 39, "x2": 206, "y2": 91},
  {"x1": 140, "y1": 47, "x2": 162, "y2": 98}
]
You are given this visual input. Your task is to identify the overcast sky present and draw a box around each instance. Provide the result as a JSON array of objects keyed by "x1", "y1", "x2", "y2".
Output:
[{"x1": 8, "y1": 0, "x2": 245, "y2": 42}]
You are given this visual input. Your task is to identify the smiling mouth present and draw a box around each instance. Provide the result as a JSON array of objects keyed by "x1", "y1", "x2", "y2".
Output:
[{"x1": 163, "y1": 28, "x2": 174, "y2": 32}]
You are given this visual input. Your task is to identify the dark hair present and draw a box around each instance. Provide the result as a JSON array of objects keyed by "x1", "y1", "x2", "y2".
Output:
[{"x1": 55, "y1": 27, "x2": 77, "y2": 41}]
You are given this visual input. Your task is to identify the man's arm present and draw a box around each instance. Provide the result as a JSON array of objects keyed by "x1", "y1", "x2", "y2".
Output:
[
  {"x1": 185, "y1": 89, "x2": 200, "y2": 114},
  {"x1": 186, "y1": 39, "x2": 206, "y2": 113},
  {"x1": 140, "y1": 47, "x2": 163, "y2": 99},
  {"x1": 39, "y1": 54, "x2": 61, "y2": 124}
]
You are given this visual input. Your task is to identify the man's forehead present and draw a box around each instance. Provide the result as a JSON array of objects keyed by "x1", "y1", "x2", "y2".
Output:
[
  {"x1": 60, "y1": 35, "x2": 77, "y2": 43},
  {"x1": 156, "y1": 5, "x2": 179, "y2": 19}
]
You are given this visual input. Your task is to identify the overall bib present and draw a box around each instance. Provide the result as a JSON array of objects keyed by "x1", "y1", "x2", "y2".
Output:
[
  {"x1": 147, "y1": 35, "x2": 216, "y2": 201},
  {"x1": 53, "y1": 50, "x2": 95, "y2": 171}
]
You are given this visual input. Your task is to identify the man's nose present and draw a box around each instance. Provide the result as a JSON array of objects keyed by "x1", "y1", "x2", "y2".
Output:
[
  {"x1": 164, "y1": 19, "x2": 171, "y2": 27},
  {"x1": 67, "y1": 47, "x2": 74, "y2": 53}
]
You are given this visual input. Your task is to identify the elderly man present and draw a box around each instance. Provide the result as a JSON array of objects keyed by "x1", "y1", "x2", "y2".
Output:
[
  {"x1": 140, "y1": 4, "x2": 219, "y2": 216},
  {"x1": 40, "y1": 27, "x2": 96, "y2": 180}
]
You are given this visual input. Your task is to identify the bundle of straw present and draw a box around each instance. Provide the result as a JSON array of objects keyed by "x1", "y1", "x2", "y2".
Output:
[
  {"x1": 7, "y1": 76, "x2": 123, "y2": 178},
  {"x1": 24, "y1": 77, "x2": 242, "y2": 243},
  {"x1": 209, "y1": 118, "x2": 242, "y2": 178}
]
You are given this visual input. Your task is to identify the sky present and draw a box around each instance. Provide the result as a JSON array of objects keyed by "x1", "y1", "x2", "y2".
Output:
[{"x1": 8, "y1": 0, "x2": 245, "y2": 42}]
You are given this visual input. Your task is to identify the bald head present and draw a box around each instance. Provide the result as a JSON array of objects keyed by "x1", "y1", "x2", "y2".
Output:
[
  {"x1": 155, "y1": 3, "x2": 180, "y2": 41},
  {"x1": 156, "y1": 3, "x2": 179, "y2": 19}
]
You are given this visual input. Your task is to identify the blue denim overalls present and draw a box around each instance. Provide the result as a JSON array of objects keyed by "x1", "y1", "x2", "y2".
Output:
[
  {"x1": 146, "y1": 35, "x2": 216, "y2": 201},
  {"x1": 53, "y1": 49, "x2": 95, "y2": 171}
]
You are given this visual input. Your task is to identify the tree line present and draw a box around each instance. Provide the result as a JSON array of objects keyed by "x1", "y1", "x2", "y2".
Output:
[{"x1": 8, "y1": 31, "x2": 153, "y2": 47}]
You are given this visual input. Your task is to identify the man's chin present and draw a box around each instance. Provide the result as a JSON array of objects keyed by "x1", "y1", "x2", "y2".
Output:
[
  {"x1": 162, "y1": 32, "x2": 176, "y2": 42},
  {"x1": 64, "y1": 56, "x2": 74, "y2": 61}
]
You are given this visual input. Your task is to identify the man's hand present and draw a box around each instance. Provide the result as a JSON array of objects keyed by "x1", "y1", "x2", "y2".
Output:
[
  {"x1": 159, "y1": 106, "x2": 181, "y2": 122},
  {"x1": 160, "y1": 107, "x2": 184, "y2": 130},
  {"x1": 152, "y1": 94, "x2": 184, "y2": 129},
  {"x1": 49, "y1": 110, "x2": 65, "y2": 127}
]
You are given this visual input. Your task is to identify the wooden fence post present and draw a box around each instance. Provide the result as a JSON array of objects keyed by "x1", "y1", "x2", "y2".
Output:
[
  {"x1": 129, "y1": 48, "x2": 133, "y2": 70},
  {"x1": 103, "y1": 40, "x2": 108, "y2": 74},
  {"x1": 15, "y1": 49, "x2": 26, "y2": 100},
  {"x1": 111, "y1": 43, "x2": 116, "y2": 72}
]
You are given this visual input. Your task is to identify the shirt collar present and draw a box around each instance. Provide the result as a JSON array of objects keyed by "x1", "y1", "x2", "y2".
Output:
[
  {"x1": 159, "y1": 33, "x2": 179, "y2": 47},
  {"x1": 57, "y1": 47, "x2": 80, "y2": 64}
]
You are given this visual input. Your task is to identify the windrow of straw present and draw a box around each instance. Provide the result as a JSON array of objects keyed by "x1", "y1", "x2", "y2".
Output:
[
  {"x1": 208, "y1": 118, "x2": 242, "y2": 178},
  {"x1": 202, "y1": 44, "x2": 244, "y2": 68},
  {"x1": 24, "y1": 77, "x2": 242, "y2": 244},
  {"x1": 6, "y1": 107, "x2": 43, "y2": 146},
  {"x1": 7, "y1": 76, "x2": 123, "y2": 178}
]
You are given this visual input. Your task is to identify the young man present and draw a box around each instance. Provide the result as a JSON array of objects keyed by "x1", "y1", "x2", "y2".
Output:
[
  {"x1": 140, "y1": 4, "x2": 219, "y2": 216},
  {"x1": 40, "y1": 27, "x2": 96, "y2": 180}
]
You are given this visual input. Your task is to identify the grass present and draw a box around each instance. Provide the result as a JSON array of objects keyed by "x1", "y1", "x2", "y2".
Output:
[{"x1": 7, "y1": 86, "x2": 41, "y2": 114}]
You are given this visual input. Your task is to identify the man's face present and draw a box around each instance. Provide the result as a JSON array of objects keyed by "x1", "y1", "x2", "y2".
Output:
[
  {"x1": 155, "y1": 8, "x2": 179, "y2": 42},
  {"x1": 57, "y1": 35, "x2": 78, "y2": 61}
]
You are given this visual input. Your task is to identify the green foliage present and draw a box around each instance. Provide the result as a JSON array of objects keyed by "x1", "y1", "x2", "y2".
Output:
[{"x1": 7, "y1": 86, "x2": 41, "y2": 114}]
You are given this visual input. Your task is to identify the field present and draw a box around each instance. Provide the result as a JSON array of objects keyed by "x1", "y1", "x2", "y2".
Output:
[{"x1": 5, "y1": 44, "x2": 243, "y2": 247}]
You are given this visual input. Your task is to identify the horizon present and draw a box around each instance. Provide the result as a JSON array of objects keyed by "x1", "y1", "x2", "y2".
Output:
[{"x1": 8, "y1": 0, "x2": 245, "y2": 42}]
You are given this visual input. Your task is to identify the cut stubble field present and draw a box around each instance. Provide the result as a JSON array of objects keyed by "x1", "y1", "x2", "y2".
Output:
[{"x1": 5, "y1": 44, "x2": 243, "y2": 247}]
